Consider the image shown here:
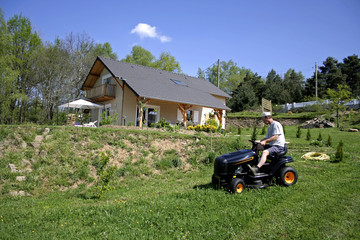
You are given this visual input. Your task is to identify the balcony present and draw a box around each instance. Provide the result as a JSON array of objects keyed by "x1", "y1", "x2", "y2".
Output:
[{"x1": 85, "y1": 84, "x2": 116, "y2": 102}]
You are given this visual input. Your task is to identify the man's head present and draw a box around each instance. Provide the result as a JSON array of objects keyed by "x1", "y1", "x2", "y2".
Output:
[{"x1": 261, "y1": 112, "x2": 273, "y2": 125}]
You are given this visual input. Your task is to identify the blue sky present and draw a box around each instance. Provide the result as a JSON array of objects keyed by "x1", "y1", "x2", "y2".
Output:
[{"x1": 1, "y1": 0, "x2": 360, "y2": 80}]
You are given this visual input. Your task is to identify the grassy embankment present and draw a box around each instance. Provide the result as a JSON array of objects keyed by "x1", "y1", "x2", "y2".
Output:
[{"x1": 0, "y1": 123, "x2": 359, "y2": 239}]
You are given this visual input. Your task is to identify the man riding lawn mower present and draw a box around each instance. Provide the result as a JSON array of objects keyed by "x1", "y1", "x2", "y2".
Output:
[{"x1": 212, "y1": 112, "x2": 298, "y2": 193}]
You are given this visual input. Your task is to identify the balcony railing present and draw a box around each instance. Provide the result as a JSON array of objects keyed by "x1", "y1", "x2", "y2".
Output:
[{"x1": 85, "y1": 84, "x2": 116, "y2": 101}]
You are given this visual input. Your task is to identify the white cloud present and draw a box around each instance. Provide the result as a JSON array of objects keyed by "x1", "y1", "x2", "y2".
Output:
[{"x1": 131, "y1": 23, "x2": 171, "y2": 43}]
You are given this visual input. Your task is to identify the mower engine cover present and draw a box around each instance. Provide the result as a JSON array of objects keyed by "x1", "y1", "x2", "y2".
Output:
[{"x1": 214, "y1": 149, "x2": 258, "y2": 176}]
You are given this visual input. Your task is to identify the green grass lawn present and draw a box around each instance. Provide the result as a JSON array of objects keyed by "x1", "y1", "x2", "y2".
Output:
[{"x1": 0, "y1": 125, "x2": 359, "y2": 239}]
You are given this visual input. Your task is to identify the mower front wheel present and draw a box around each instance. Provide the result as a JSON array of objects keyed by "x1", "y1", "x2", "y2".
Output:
[{"x1": 229, "y1": 178, "x2": 246, "y2": 194}]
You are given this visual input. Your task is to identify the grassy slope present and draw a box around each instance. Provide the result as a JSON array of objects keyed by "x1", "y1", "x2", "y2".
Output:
[{"x1": 0, "y1": 125, "x2": 359, "y2": 239}]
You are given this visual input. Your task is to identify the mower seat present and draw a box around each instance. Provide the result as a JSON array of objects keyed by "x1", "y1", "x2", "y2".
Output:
[{"x1": 272, "y1": 144, "x2": 288, "y2": 158}]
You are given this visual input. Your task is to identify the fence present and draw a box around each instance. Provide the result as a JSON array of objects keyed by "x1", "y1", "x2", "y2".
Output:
[{"x1": 279, "y1": 98, "x2": 360, "y2": 112}]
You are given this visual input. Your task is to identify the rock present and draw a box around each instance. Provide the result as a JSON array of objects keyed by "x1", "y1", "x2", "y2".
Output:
[
  {"x1": 30, "y1": 142, "x2": 41, "y2": 149},
  {"x1": 9, "y1": 191, "x2": 27, "y2": 196},
  {"x1": 22, "y1": 159, "x2": 31, "y2": 166},
  {"x1": 43, "y1": 128, "x2": 50, "y2": 135},
  {"x1": 301, "y1": 118, "x2": 335, "y2": 129},
  {"x1": 34, "y1": 135, "x2": 44, "y2": 142},
  {"x1": 16, "y1": 176, "x2": 26, "y2": 181},
  {"x1": 21, "y1": 141, "x2": 27, "y2": 149},
  {"x1": 8, "y1": 164, "x2": 19, "y2": 173}
]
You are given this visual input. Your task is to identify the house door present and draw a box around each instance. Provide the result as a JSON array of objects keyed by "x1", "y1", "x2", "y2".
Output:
[{"x1": 136, "y1": 105, "x2": 160, "y2": 126}]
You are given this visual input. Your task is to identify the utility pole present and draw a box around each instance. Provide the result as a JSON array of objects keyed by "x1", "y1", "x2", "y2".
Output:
[
  {"x1": 315, "y1": 62, "x2": 318, "y2": 102},
  {"x1": 217, "y1": 59, "x2": 220, "y2": 88}
]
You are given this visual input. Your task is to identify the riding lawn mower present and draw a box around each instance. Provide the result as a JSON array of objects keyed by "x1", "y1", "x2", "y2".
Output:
[{"x1": 212, "y1": 140, "x2": 298, "y2": 194}]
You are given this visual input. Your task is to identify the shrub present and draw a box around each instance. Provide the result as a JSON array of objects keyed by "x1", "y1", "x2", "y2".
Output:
[
  {"x1": 261, "y1": 125, "x2": 266, "y2": 135},
  {"x1": 237, "y1": 126, "x2": 242, "y2": 135},
  {"x1": 306, "y1": 128, "x2": 311, "y2": 141},
  {"x1": 100, "y1": 112, "x2": 118, "y2": 126},
  {"x1": 334, "y1": 140, "x2": 344, "y2": 162},
  {"x1": 206, "y1": 118, "x2": 218, "y2": 128},
  {"x1": 251, "y1": 125, "x2": 257, "y2": 141},
  {"x1": 296, "y1": 126, "x2": 301, "y2": 138},
  {"x1": 93, "y1": 152, "x2": 117, "y2": 198},
  {"x1": 326, "y1": 135, "x2": 332, "y2": 147},
  {"x1": 126, "y1": 121, "x2": 134, "y2": 126},
  {"x1": 203, "y1": 151, "x2": 216, "y2": 164},
  {"x1": 317, "y1": 132, "x2": 322, "y2": 141},
  {"x1": 187, "y1": 124, "x2": 217, "y2": 133}
]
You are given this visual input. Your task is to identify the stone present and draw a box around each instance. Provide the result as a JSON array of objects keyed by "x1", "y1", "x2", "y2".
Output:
[
  {"x1": 8, "y1": 164, "x2": 19, "y2": 173},
  {"x1": 9, "y1": 191, "x2": 27, "y2": 196},
  {"x1": 34, "y1": 135, "x2": 44, "y2": 142},
  {"x1": 22, "y1": 159, "x2": 31, "y2": 166},
  {"x1": 21, "y1": 141, "x2": 27, "y2": 149},
  {"x1": 16, "y1": 176, "x2": 26, "y2": 181},
  {"x1": 301, "y1": 118, "x2": 335, "y2": 129},
  {"x1": 30, "y1": 142, "x2": 41, "y2": 149},
  {"x1": 43, "y1": 128, "x2": 50, "y2": 135}
]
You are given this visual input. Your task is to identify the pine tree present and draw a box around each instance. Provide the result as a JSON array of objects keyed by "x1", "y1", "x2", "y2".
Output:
[
  {"x1": 251, "y1": 125, "x2": 257, "y2": 141},
  {"x1": 296, "y1": 126, "x2": 301, "y2": 138},
  {"x1": 306, "y1": 129, "x2": 311, "y2": 141},
  {"x1": 261, "y1": 125, "x2": 266, "y2": 135},
  {"x1": 237, "y1": 126, "x2": 242, "y2": 135},
  {"x1": 334, "y1": 140, "x2": 344, "y2": 162},
  {"x1": 326, "y1": 135, "x2": 332, "y2": 147},
  {"x1": 317, "y1": 132, "x2": 322, "y2": 141}
]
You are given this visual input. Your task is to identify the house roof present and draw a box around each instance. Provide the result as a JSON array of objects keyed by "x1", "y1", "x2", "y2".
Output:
[{"x1": 82, "y1": 57, "x2": 231, "y2": 110}]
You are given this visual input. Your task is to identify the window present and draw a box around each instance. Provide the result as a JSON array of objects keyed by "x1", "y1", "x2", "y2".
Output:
[
  {"x1": 171, "y1": 79, "x2": 187, "y2": 86},
  {"x1": 102, "y1": 74, "x2": 112, "y2": 85}
]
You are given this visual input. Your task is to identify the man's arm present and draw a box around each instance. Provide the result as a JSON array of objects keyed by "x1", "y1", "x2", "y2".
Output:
[{"x1": 260, "y1": 134, "x2": 279, "y2": 146}]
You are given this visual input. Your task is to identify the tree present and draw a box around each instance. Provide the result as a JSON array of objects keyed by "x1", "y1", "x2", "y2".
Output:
[
  {"x1": 340, "y1": 54, "x2": 360, "y2": 97},
  {"x1": 283, "y1": 69, "x2": 305, "y2": 103},
  {"x1": 33, "y1": 39, "x2": 71, "y2": 122},
  {"x1": 243, "y1": 72, "x2": 265, "y2": 103},
  {"x1": 200, "y1": 60, "x2": 253, "y2": 94},
  {"x1": 61, "y1": 32, "x2": 117, "y2": 100},
  {"x1": 123, "y1": 45, "x2": 155, "y2": 67},
  {"x1": 153, "y1": 52, "x2": 182, "y2": 73},
  {"x1": 263, "y1": 69, "x2": 290, "y2": 104},
  {"x1": 319, "y1": 57, "x2": 346, "y2": 91},
  {"x1": 122, "y1": 45, "x2": 182, "y2": 73},
  {"x1": 326, "y1": 84, "x2": 351, "y2": 128},
  {"x1": 7, "y1": 13, "x2": 42, "y2": 123},
  {"x1": 230, "y1": 83, "x2": 257, "y2": 112},
  {"x1": 93, "y1": 42, "x2": 118, "y2": 60},
  {"x1": 0, "y1": 10, "x2": 19, "y2": 123}
]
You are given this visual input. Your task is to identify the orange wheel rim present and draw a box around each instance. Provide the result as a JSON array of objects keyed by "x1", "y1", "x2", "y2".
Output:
[
  {"x1": 236, "y1": 183, "x2": 243, "y2": 193},
  {"x1": 284, "y1": 172, "x2": 295, "y2": 184}
]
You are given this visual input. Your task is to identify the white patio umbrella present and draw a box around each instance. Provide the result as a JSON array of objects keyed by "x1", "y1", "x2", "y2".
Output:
[{"x1": 58, "y1": 99, "x2": 102, "y2": 109}]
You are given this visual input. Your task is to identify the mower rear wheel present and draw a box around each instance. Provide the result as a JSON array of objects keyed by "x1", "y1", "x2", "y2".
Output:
[
  {"x1": 229, "y1": 178, "x2": 246, "y2": 194},
  {"x1": 279, "y1": 167, "x2": 298, "y2": 186}
]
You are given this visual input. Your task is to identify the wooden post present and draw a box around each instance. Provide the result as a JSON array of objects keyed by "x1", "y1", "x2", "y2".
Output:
[
  {"x1": 214, "y1": 109, "x2": 223, "y2": 127},
  {"x1": 137, "y1": 98, "x2": 150, "y2": 128},
  {"x1": 178, "y1": 104, "x2": 192, "y2": 127}
]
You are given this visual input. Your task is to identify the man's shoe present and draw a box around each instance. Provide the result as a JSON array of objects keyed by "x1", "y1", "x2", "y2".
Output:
[{"x1": 248, "y1": 165, "x2": 260, "y2": 176}]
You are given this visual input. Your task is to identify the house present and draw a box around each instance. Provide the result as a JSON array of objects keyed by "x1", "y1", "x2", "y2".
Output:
[{"x1": 81, "y1": 57, "x2": 231, "y2": 128}]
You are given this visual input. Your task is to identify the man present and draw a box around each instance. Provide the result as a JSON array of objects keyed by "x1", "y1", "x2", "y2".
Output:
[{"x1": 249, "y1": 112, "x2": 286, "y2": 175}]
